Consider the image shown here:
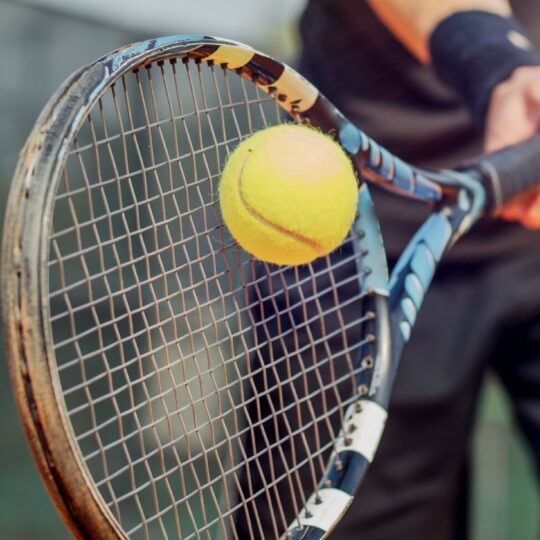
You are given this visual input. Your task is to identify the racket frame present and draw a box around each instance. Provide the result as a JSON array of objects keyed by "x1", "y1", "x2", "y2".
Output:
[{"x1": 2, "y1": 35, "x2": 484, "y2": 540}]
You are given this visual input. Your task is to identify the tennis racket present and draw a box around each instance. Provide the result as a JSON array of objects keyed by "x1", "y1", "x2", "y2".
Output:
[{"x1": 2, "y1": 35, "x2": 540, "y2": 540}]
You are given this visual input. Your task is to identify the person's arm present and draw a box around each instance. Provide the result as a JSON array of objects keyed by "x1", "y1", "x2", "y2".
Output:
[
  {"x1": 366, "y1": 0, "x2": 511, "y2": 63},
  {"x1": 368, "y1": 0, "x2": 540, "y2": 229}
]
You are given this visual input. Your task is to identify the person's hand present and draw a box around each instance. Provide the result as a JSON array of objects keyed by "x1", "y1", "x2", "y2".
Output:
[{"x1": 484, "y1": 65, "x2": 540, "y2": 228}]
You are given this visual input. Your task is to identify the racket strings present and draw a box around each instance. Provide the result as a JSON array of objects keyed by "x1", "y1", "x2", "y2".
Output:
[
  {"x1": 47, "y1": 56, "x2": 374, "y2": 539},
  {"x1": 57, "y1": 267, "x2": 366, "y2": 421}
]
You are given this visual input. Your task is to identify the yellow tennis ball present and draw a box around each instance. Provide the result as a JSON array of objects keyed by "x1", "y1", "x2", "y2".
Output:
[{"x1": 219, "y1": 124, "x2": 359, "y2": 266}]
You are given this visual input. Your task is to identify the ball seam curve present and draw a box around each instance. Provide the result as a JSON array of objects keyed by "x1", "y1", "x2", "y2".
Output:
[{"x1": 236, "y1": 149, "x2": 324, "y2": 254}]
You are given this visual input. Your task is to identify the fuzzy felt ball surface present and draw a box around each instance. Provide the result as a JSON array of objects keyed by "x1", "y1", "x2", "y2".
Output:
[{"x1": 219, "y1": 124, "x2": 359, "y2": 265}]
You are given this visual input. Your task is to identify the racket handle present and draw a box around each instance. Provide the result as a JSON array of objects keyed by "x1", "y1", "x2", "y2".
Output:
[{"x1": 472, "y1": 134, "x2": 540, "y2": 213}]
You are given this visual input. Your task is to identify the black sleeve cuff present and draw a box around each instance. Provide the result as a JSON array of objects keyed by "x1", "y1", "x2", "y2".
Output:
[{"x1": 429, "y1": 11, "x2": 540, "y2": 130}]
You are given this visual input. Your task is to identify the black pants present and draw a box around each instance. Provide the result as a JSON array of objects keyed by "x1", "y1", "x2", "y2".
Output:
[{"x1": 333, "y1": 250, "x2": 540, "y2": 539}]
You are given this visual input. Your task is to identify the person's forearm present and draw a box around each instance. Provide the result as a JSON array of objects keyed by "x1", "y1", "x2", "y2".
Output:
[
  {"x1": 368, "y1": 0, "x2": 540, "y2": 229},
  {"x1": 367, "y1": 0, "x2": 511, "y2": 63},
  {"x1": 368, "y1": 0, "x2": 540, "y2": 129}
]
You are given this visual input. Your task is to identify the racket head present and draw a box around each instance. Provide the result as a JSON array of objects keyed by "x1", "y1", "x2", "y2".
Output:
[{"x1": 2, "y1": 35, "x2": 392, "y2": 539}]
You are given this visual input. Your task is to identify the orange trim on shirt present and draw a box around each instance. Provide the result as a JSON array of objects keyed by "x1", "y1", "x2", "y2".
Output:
[{"x1": 367, "y1": 0, "x2": 430, "y2": 64}]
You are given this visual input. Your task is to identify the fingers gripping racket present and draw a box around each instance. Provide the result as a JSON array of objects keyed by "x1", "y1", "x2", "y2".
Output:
[{"x1": 2, "y1": 35, "x2": 540, "y2": 540}]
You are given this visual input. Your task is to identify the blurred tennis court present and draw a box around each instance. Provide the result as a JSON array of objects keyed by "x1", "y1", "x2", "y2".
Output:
[{"x1": 0, "y1": 1, "x2": 538, "y2": 539}]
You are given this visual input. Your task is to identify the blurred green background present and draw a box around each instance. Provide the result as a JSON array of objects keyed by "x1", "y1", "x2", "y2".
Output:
[{"x1": 0, "y1": 1, "x2": 538, "y2": 539}]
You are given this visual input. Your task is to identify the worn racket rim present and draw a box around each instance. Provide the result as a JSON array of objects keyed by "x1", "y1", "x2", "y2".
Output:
[{"x1": 3, "y1": 35, "x2": 540, "y2": 540}]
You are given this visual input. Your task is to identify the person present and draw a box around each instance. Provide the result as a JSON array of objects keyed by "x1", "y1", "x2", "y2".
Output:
[{"x1": 294, "y1": 1, "x2": 540, "y2": 538}]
